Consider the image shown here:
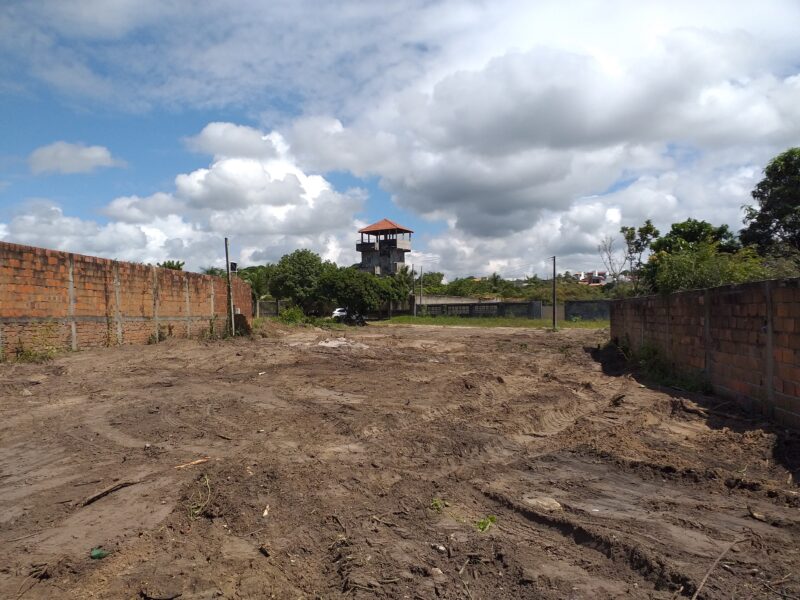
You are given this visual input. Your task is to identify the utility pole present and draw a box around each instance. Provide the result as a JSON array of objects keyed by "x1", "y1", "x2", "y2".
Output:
[
  {"x1": 551, "y1": 256, "x2": 557, "y2": 331},
  {"x1": 225, "y1": 237, "x2": 235, "y2": 337},
  {"x1": 419, "y1": 266, "x2": 424, "y2": 317},
  {"x1": 412, "y1": 264, "x2": 416, "y2": 317}
]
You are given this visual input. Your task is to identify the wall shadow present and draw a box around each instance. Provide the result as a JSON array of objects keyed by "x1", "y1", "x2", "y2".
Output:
[{"x1": 585, "y1": 344, "x2": 800, "y2": 488}]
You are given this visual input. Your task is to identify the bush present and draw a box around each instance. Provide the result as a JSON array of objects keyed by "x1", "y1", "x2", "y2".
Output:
[
  {"x1": 649, "y1": 243, "x2": 769, "y2": 294},
  {"x1": 277, "y1": 305, "x2": 305, "y2": 324}
]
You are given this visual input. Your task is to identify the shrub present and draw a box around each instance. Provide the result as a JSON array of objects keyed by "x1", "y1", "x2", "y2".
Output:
[{"x1": 277, "y1": 305, "x2": 305, "y2": 324}]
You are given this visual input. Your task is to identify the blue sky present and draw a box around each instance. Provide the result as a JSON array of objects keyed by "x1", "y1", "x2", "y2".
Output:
[
  {"x1": 1, "y1": 1, "x2": 799, "y2": 276},
  {"x1": 1, "y1": 93, "x2": 436, "y2": 234}
]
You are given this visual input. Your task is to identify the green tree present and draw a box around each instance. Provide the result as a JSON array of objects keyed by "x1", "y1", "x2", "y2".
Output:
[
  {"x1": 201, "y1": 266, "x2": 226, "y2": 277},
  {"x1": 318, "y1": 267, "x2": 388, "y2": 315},
  {"x1": 487, "y1": 272, "x2": 503, "y2": 293},
  {"x1": 650, "y1": 242, "x2": 769, "y2": 293},
  {"x1": 741, "y1": 148, "x2": 800, "y2": 255},
  {"x1": 239, "y1": 264, "x2": 276, "y2": 316},
  {"x1": 443, "y1": 277, "x2": 480, "y2": 297},
  {"x1": 268, "y1": 249, "x2": 328, "y2": 312},
  {"x1": 392, "y1": 265, "x2": 415, "y2": 302},
  {"x1": 158, "y1": 260, "x2": 185, "y2": 271},
  {"x1": 651, "y1": 218, "x2": 740, "y2": 254},
  {"x1": 621, "y1": 219, "x2": 660, "y2": 295}
]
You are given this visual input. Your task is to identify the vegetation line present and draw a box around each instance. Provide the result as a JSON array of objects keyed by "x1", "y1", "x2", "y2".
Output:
[{"x1": 380, "y1": 316, "x2": 609, "y2": 329}]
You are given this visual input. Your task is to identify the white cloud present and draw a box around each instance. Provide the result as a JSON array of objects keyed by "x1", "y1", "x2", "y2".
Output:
[
  {"x1": 104, "y1": 192, "x2": 184, "y2": 224},
  {"x1": 186, "y1": 122, "x2": 278, "y2": 160},
  {"x1": 28, "y1": 141, "x2": 125, "y2": 175},
  {"x1": 3, "y1": 125, "x2": 365, "y2": 271},
  {"x1": 280, "y1": 5, "x2": 800, "y2": 274},
  {"x1": 4, "y1": 1, "x2": 800, "y2": 276}
]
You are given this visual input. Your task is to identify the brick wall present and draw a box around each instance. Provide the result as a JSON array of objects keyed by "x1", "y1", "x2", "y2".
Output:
[
  {"x1": 0, "y1": 241, "x2": 252, "y2": 358},
  {"x1": 610, "y1": 278, "x2": 800, "y2": 429}
]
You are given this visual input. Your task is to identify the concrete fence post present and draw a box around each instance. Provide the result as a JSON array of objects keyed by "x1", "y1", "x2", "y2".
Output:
[
  {"x1": 113, "y1": 262, "x2": 123, "y2": 345},
  {"x1": 152, "y1": 267, "x2": 160, "y2": 340},
  {"x1": 665, "y1": 297, "x2": 671, "y2": 363},
  {"x1": 210, "y1": 278, "x2": 215, "y2": 318},
  {"x1": 765, "y1": 280, "x2": 775, "y2": 418},
  {"x1": 703, "y1": 289, "x2": 711, "y2": 381},
  {"x1": 67, "y1": 255, "x2": 77, "y2": 351},
  {"x1": 184, "y1": 276, "x2": 191, "y2": 337}
]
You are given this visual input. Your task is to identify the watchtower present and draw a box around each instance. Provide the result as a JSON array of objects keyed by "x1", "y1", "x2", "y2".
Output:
[{"x1": 357, "y1": 218, "x2": 413, "y2": 276}]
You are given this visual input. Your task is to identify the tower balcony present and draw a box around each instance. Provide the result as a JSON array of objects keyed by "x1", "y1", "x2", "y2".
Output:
[
  {"x1": 379, "y1": 238, "x2": 411, "y2": 251},
  {"x1": 356, "y1": 241, "x2": 379, "y2": 252}
]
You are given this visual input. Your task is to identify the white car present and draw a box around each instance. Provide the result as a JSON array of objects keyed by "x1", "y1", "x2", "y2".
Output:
[{"x1": 332, "y1": 308, "x2": 347, "y2": 320}]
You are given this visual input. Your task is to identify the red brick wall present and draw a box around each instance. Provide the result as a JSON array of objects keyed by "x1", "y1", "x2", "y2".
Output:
[
  {"x1": 610, "y1": 278, "x2": 800, "y2": 429},
  {"x1": 0, "y1": 241, "x2": 252, "y2": 358}
]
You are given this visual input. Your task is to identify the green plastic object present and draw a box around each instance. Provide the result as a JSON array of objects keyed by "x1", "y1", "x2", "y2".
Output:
[{"x1": 90, "y1": 547, "x2": 110, "y2": 560}]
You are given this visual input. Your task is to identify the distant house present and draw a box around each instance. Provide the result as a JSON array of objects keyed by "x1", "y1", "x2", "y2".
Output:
[{"x1": 574, "y1": 270, "x2": 607, "y2": 286}]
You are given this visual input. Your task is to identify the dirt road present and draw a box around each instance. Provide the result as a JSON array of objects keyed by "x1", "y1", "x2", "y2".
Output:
[{"x1": 1, "y1": 324, "x2": 798, "y2": 599}]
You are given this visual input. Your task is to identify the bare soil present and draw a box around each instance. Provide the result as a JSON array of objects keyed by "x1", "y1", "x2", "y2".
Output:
[{"x1": 1, "y1": 324, "x2": 798, "y2": 599}]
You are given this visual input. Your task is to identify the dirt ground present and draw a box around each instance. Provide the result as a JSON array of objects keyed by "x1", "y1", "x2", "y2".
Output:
[{"x1": 1, "y1": 324, "x2": 798, "y2": 599}]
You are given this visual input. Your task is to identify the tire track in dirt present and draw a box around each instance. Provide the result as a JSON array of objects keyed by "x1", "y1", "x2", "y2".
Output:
[{"x1": 478, "y1": 487, "x2": 698, "y2": 595}]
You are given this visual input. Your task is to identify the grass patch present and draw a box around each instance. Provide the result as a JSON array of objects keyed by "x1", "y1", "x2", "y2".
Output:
[
  {"x1": 256, "y1": 315, "x2": 347, "y2": 330},
  {"x1": 380, "y1": 316, "x2": 609, "y2": 329},
  {"x1": 476, "y1": 515, "x2": 497, "y2": 532},
  {"x1": 430, "y1": 498, "x2": 448, "y2": 513},
  {"x1": 13, "y1": 347, "x2": 58, "y2": 363}
]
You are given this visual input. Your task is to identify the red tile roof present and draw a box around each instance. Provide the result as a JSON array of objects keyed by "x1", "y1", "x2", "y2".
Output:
[{"x1": 358, "y1": 218, "x2": 414, "y2": 234}]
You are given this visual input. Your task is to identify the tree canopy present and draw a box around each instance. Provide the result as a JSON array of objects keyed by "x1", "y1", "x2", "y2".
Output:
[
  {"x1": 238, "y1": 264, "x2": 275, "y2": 303},
  {"x1": 620, "y1": 220, "x2": 659, "y2": 295},
  {"x1": 158, "y1": 260, "x2": 184, "y2": 270},
  {"x1": 201, "y1": 266, "x2": 226, "y2": 277},
  {"x1": 268, "y1": 249, "x2": 333, "y2": 311},
  {"x1": 741, "y1": 147, "x2": 800, "y2": 255},
  {"x1": 648, "y1": 242, "x2": 768, "y2": 294},
  {"x1": 318, "y1": 267, "x2": 391, "y2": 314},
  {"x1": 651, "y1": 218, "x2": 740, "y2": 254}
]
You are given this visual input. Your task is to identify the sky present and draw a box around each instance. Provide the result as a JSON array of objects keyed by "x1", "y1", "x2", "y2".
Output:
[{"x1": 1, "y1": 0, "x2": 799, "y2": 278}]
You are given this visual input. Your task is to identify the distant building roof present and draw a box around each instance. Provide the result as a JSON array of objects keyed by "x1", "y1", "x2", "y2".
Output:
[{"x1": 358, "y1": 218, "x2": 414, "y2": 234}]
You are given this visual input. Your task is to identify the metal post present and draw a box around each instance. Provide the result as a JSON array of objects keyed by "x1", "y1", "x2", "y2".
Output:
[
  {"x1": 225, "y1": 237, "x2": 235, "y2": 336},
  {"x1": 552, "y1": 256, "x2": 557, "y2": 331}
]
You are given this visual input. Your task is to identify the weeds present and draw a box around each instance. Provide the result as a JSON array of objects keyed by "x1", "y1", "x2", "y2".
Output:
[
  {"x1": 186, "y1": 474, "x2": 212, "y2": 520},
  {"x1": 622, "y1": 340, "x2": 712, "y2": 393},
  {"x1": 14, "y1": 347, "x2": 58, "y2": 363},
  {"x1": 430, "y1": 498, "x2": 448, "y2": 513},
  {"x1": 272, "y1": 306, "x2": 347, "y2": 329},
  {"x1": 147, "y1": 326, "x2": 168, "y2": 345},
  {"x1": 10, "y1": 322, "x2": 61, "y2": 362},
  {"x1": 476, "y1": 515, "x2": 496, "y2": 532},
  {"x1": 277, "y1": 306, "x2": 305, "y2": 324}
]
